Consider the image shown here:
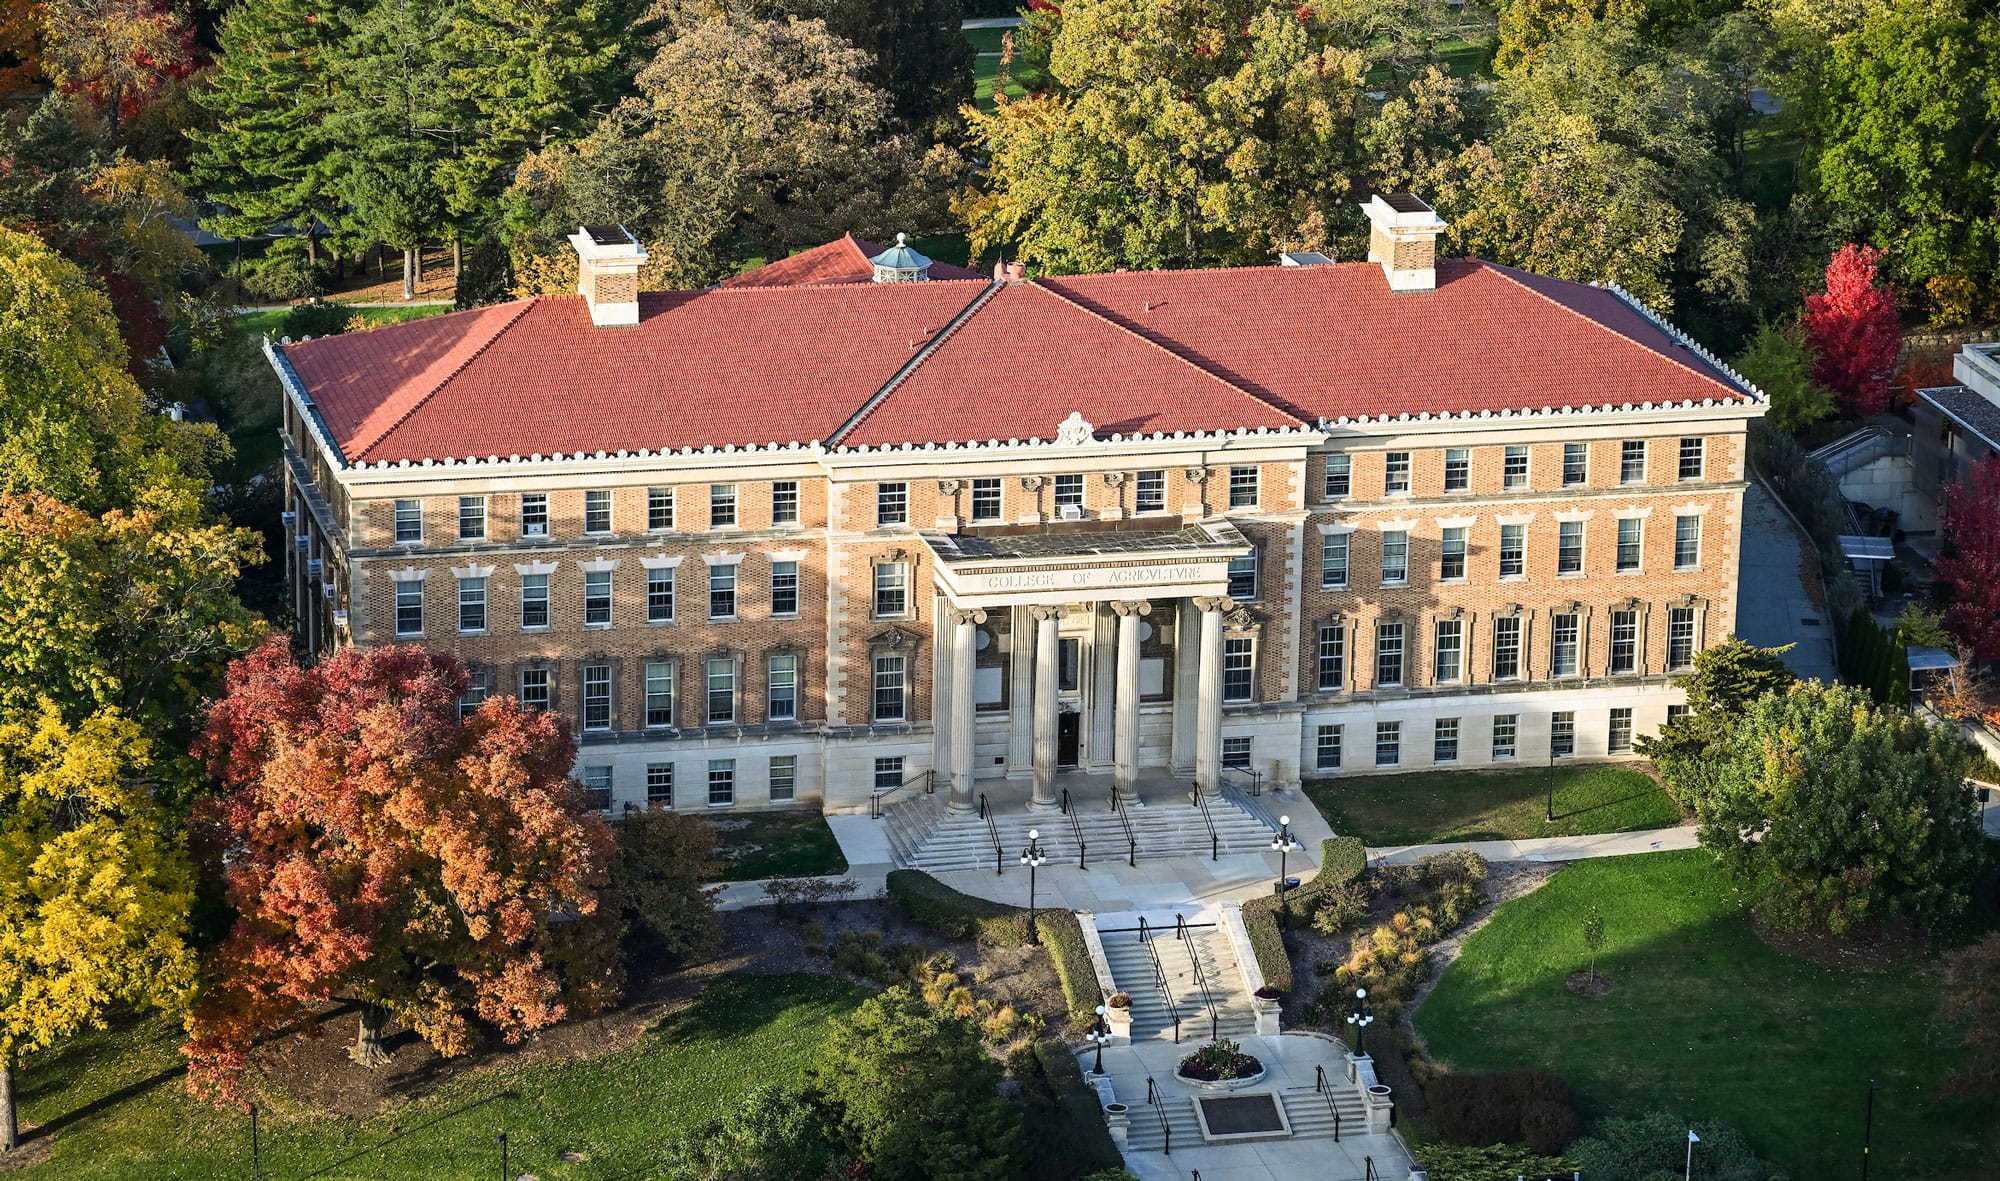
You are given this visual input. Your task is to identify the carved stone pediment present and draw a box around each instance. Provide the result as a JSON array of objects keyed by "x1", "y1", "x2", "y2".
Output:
[
  {"x1": 871, "y1": 626, "x2": 919, "y2": 649},
  {"x1": 1224, "y1": 606, "x2": 1261, "y2": 632}
]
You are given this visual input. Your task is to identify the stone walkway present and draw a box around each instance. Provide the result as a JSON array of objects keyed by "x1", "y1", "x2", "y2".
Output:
[
  {"x1": 1367, "y1": 822, "x2": 1701, "y2": 866},
  {"x1": 1735, "y1": 480, "x2": 1840, "y2": 684}
]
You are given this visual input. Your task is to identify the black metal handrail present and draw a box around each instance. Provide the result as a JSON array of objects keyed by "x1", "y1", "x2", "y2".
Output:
[
  {"x1": 1220, "y1": 763, "x2": 1263, "y2": 796},
  {"x1": 1363, "y1": 1156, "x2": 1378, "y2": 1181},
  {"x1": 1189, "y1": 784, "x2": 1220, "y2": 861},
  {"x1": 1145, "y1": 1076, "x2": 1172, "y2": 1154},
  {"x1": 1137, "y1": 917, "x2": 1180, "y2": 1044},
  {"x1": 978, "y1": 792, "x2": 1002, "y2": 876},
  {"x1": 1175, "y1": 913, "x2": 1220, "y2": 1042},
  {"x1": 1062, "y1": 790, "x2": 1087, "y2": 869},
  {"x1": 870, "y1": 767, "x2": 933, "y2": 819},
  {"x1": 1315, "y1": 1064, "x2": 1341, "y2": 1142},
  {"x1": 1109, "y1": 789, "x2": 1137, "y2": 867}
]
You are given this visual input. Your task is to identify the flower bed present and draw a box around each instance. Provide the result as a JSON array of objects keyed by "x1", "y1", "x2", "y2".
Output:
[{"x1": 1176, "y1": 1038, "x2": 1264, "y2": 1086}]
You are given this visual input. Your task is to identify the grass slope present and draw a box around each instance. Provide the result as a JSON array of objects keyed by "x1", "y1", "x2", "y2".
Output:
[
  {"x1": 1415, "y1": 851, "x2": 1999, "y2": 1179},
  {"x1": 710, "y1": 811, "x2": 850, "y2": 881},
  {"x1": 1306, "y1": 765, "x2": 1683, "y2": 845},
  {"x1": 21, "y1": 974, "x2": 870, "y2": 1180}
]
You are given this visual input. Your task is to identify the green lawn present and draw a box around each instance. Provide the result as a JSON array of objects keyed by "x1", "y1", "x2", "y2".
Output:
[
  {"x1": 19, "y1": 973, "x2": 872, "y2": 1180},
  {"x1": 1415, "y1": 851, "x2": 2000, "y2": 1180},
  {"x1": 1305, "y1": 765, "x2": 1684, "y2": 846},
  {"x1": 966, "y1": 29, "x2": 1041, "y2": 114},
  {"x1": 709, "y1": 811, "x2": 850, "y2": 881}
]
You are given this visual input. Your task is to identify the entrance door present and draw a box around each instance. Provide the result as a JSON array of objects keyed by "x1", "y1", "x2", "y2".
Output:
[{"x1": 1057, "y1": 713, "x2": 1081, "y2": 768}]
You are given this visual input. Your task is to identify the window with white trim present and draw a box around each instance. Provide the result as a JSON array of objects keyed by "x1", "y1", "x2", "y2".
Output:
[
  {"x1": 1228, "y1": 552, "x2": 1259, "y2": 600},
  {"x1": 1620, "y1": 440, "x2": 1646, "y2": 484},
  {"x1": 1316, "y1": 623, "x2": 1345, "y2": 692},
  {"x1": 1222, "y1": 637, "x2": 1255, "y2": 702},
  {"x1": 1316, "y1": 724, "x2": 1343, "y2": 770},
  {"x1": 1444, "y1": 448, "x2": 1470, "y2": 491},
  {"x1": 1557, "y1": 520, "x2": 1584, "y2": 575},
  {"x1": 1493, "y1": 616, "x2": 1522, "y2": 680},
  {"x1": 706, "y1": 658, "x2": 736, "y2": 723},
  {"x1": 1229, "y1": 465, "x2": 1259, "y2": 507},
  {"x1": 395, "y1": 580, "x2": 423, "y2": 636},
  {"x1": 1135, "y1": 469, "x2": 1166, "y2": 513},
  {"x1": 873, "y1": 561, "x2": 908, "y2": 617},
  {"x1": 709, "y1": 563, "x2": 737, "y2": 620},
  {"x1": 584, "y1": 569, "x2": 612, "y2": 626},
  {"x1": 709, "y1": 483, "x2": 737, "y2": 527},
  {"x1": 770, "y1": 755, "x2": 798, "y2": 802},
  {"x1": 1492, "y1": 714, "x2": 1518, "y2": 759},
  {"x1": 1610, "y1": 610, "x2": 1638, "y2": 674},
  {"x1": 1616, "y1": 517, "x2": 1642, "y2": 572},
  {"x1": 645, "y1": 661, "x2": 674, "y2": 728},
  {"x1": 1375, "y1": 721, "x2": 1401, "y2": 767},
  {"x1": 584, "y1": 490, "x2": 612, "y2": 534},
  {"x1": 1375, "y1": 621, "x2": 1405, "y2": 687},
  {"x1": 877, "y1": 482, "x2": 908, "y2": 526},
  {"x1": 707, "y1": 759, "x2": 735, "y2": 806},
  {"x1": 771, "y1": 481, "x2": 799, "y2": 525},
  {"x1": 1384, "y1": 451, "x2": 1411, "y2": 494},
  {"x1": 458, "y1": 496, "x2": 486, "y2": 541},
  {"x1": 1440, "y1": 527, "x2": 1467, "y2": 580},
  {"x1": 519, "y1": 667, "x2": 551, "y2": 712},
  {"x1": 457, "y1": 576, "x2": 486, "y2": 633},
  {"x1": 1324, "y1": 453, "x2": 1351, "y2": 498},
  {"x1": 648, "y1": 487, "x2": 675, "y2": 531},
  {"x1": 1552, "y1": 612, "x2": 1580, "y2": 677},
  {"x1": 581, "y1": 765, "x2": 613, "y2": 812},
  {"x1": 872, "y1": 654, "x2": 907, "y2": 721},
  {"x1": 1434, "y1": 717, "x2": 1460, "y2": 763},
  {"x1": 1674, "y1": 515, "x2": 1701, "y2": 569},
  {"x1": 1667, "y1": 703, "x2": 1690, "y2": 724},
  {"x1": 1434, "y1": 618, "x2": 1463, "y2": 684},
  {"x1": 767, "y1": 653, "x2": 797, "y2": 721},
  {"x1": 1380, "y1": 531, "x2": 1409, "y2": 585},
  {"x1": 873, "y1": 756, "x2": 904, "y2": 791},
  {"x1": 1668, "y1": 606, "x2": 1697, "y2": 669},
  {"x1": 1563, "y1": 442, "x2": 1588, "y2": 486},
  {"x1": 647, "y1": 763, "x2": 673, "y2": 808},
  {"x1": 1499, "y1": 523, "x2": 1526, "y2": 578},
  {"x1": 394, "y1": 499, "x2": 422, "y2": 543},
  {"x1": 1551, "y1": 711, "x2": 1576, "y2": 757},
  {"x1": 1503, "y1": 445, "x2": 1529, "y2": 489},
  {"x1": 971, "y1": 478, "x2": 1002, "y2": 521},
  {"x1": 1222, "y1": 736, "x2": 1252, "y2": 769},
  {"x1": 771, "y1": 561, "x2": 799, "y2": 616},
  {"x1": 521, "y1": 492, "x2": 549, "y2": 537},
  {"x1": 1053, "y1": 474, "x2": 1083, "y2": 508},
  {"x1": 458, "y1": 668, "x2": 490, "y2": 721},
  {"x1": 647, "y1": 567, "x2": 674, "y2": 623},
  {"x1": 1321, "y1": 533, "x2": 1349, "y2": 588},
  {"x1": 1678, "y1": 437, "x2": 1705, "y2": 481},
  {"x1": 582, "y1": 663, "x2": 612, "y2": 731},
  {"x1": 1609, "y1": 707, "x2": 1634, "y2": 753},
  {"x1": 521, "y1": 573, "x2": 549, "y2": 629}
]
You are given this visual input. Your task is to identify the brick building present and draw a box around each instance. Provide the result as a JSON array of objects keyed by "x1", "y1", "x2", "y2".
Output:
[{"x1": 274, "y1": 201, "x2": 1764, "y2": 816}]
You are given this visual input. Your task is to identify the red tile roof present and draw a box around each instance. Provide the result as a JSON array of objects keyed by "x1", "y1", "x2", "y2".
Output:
[
  {"x1": 721, "y1": 234, "x2": 984, "y2": 289},
  {"x1": 278, "y1": 247, "x2": 1753, "y2": 466}
]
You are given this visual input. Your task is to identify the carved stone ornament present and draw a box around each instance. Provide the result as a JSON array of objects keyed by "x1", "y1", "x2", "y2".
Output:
[
  {"x1": 1101, "y1": 471, "x2": 1128, "y2": 487},
  {"x1": 1020, "y1": 476, "x2": 1046, "y2": 492},
  {"x1": 1028, "y1": 604, "x2": 1068, "y2": 623},
  {"x1": 1224, "y1": 606, "x2": 1260, "y2": 631},
  {"x1": 1055, "y1": 411, "x2": 1096, "y2": 445},
  {"x1": 1193, "y1": 596, "x2": 1232, "y2": 614},
  {"x1": 937, "y1": 479, "x2": 962, "y2": 496},
  {"x1": 1672, "y1": 593, "x2": 1704, "y2": 610},
  {"x1": 1184, "y1": 466, "x2": 1211, "y2": 484},
  {"x1": 871, "y1": 626, "x2": 918, "y2": 649},
  {"x1": 1110, "y1": 599, "x2": 1153, "y2": 617},
  {"x1": 947, "y1": 607, "x2": 988, "y2": 627}
]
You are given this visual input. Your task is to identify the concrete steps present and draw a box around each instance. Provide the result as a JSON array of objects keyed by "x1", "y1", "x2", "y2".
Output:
[
  {"x1": 1121, "y1": 1088, "x2": 1369, "y2": 1152},
  {"x1": 1123, "y1": 1095, "x2": 1202, "y2": 1152},
  {"x1": 1280, "y1": 1087, "x2": 1369, "y2": 1140},
  {"x1": 895, "y1": 794, "x2": 1277, "y2": 874},
  {"x1": 1100, "y1": 923, "x2": 1256, "y2": 1042}
]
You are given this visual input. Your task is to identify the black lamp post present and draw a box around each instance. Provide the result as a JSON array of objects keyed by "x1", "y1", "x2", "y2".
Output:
[
  {"x1": 1019, "y1": 829, "x2": 1047, "y2": 945},
  {"x1": 249, "y1": 1102, "x2": 260, "y2": 1181},
  {"x1": 1088, "y1": 1004, "x2": 1111, "y2": 1076},
  {"x1": 1270, "y1": 815, "x2": 1300, "y2": 916},
  {"x1": 1346, "y1": 987, "x2": 1374, "y2": 1057},
  {"x1": 1862, "y1": 1078, "x2": 1879, "y2": 1181},
  {"x1": 495, "y1": 1131, "x2": 509, "y2": 1181}
]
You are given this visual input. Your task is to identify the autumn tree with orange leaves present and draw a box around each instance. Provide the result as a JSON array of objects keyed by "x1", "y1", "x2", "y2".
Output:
[{"x1": 182, "y1": 636, "x2": 621, "y2": 1103}]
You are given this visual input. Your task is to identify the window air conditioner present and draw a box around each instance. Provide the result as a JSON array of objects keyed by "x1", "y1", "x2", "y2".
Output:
[
  {"x1": 1058, "y1": 503, "x2": 1084, "y2": 521},
  {"x1": 332, "y1": 609, "x2": 350, "y2": 630},
  {"x1": 295, "y1": 535, "x2": 310, "y2": 551},
  {"x1": 322, "y1": 582, "x2": 337, "y2": 599},
  {"x1": 281, "y1": 511, "x2": 298, "y2": 526}
]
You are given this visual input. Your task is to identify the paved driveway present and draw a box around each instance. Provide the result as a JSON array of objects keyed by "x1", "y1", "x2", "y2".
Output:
[{"x1": 1736, "y1": 481, "x2": 1840, "y2": 683}]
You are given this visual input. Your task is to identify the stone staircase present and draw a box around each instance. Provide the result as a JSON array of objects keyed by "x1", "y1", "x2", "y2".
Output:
[
  {"x1": 886, "y1": 790, "x2": 1278, "y2": 874},
  {"x1": 1122, "y1": 1087, "x2": 1368, "y2": 1151},
  {"x1": 1100, "y1": 921, "x2": 1257, "y2": 1042}
]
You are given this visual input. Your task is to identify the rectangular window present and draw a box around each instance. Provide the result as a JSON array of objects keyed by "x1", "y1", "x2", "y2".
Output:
[
  {"x1": 1316, "y1": 624, "x2": 1346, "y2": 692},
  {"x1": 1434, "y1": 718, "x2": 1460, "y2": 764},
  {"x1": 1503, "y1": 445, "x2": 1529, "y2": 489},
  {"x1": 1228, "y1": 552, "x2": 1259, "y2": 600},
  {"x1": 1229, "y1": 465, "x2": 1259, "y2": 508},
  {"x1": 648, "y1": 487, "x2": 675, "y2": 531},
  {"x1": 1621, "y1": 440, "x2": 1647, "y2": 484},
  {"x1": 1324, "y1": 453, "x2": 1351, "y2": 498},
  {"x1": 581, "y1": 766, "x2": 613, "y2": 813},
  {"x1": 877, "y1": 481, "x2": 908, "y2": 526},
  {"x1": 457, "y1": 576, "x2": 486, "y2": 633},
  {"x1": 1674, "y1": 515, "x2": 1702, "y2": 569},
  {"x1": 458, "y1": 496, "x2": 486, "y2": 541},
  {"x1": 394, "y1": 498, "x2": 422, "y2": 543},
  {"x1": 1667, "y1": 703, "x2": 1689, "y2": 724},
  {"x1": 710, "y1": 563, "x2": 737, "y2": 620},
  {"x1": 706, "y1": 658, "x2": 736, "y2": 724},
  {"x1": 647, "y1": 567, "x2": 674, "y2": 623},
  {"x1": 584, "y1": 490, "x2": 612, "y2": 534},
  {"x1": 1059, "y1": 637, "x2": 1081, "y2": 692},
  {"x1": 1444, "y1": 448, "x2": 1470, "y2": 491},
  {"x1": 767, "y1": 654, "x2": 797, "y2": 721},
  {"x1": 1222, "y1": 736, "x2": 1253, "y2": 770},
  {"x1": 1380, "y1": 531, "x2": 1409, "y2": 585},
  {"x1": 1135, "y1": 470, "x2": 1166, "y2": 513},
  {"x1": 1558, "y1": 520, "x2": 1584, "y2": 575},
  {"x1": 1552, "y1": 711, "x2": 1576, "y2": 758},
  {"x1": 707, "y1": 759, "x2": 735, "y2": 806},
  {"x1": 1679, "y1": 437, "x2": 1705, "y2": 481},
  {"x1": 1222, "y1": 637, "x2": 1255, "y2": 702},
  {"x1": 584, "y1": 569, "x2": 612, "y2": 626},
  {"x1": 1375, "y1": 621, "x2": 1405, "y2": 687},
  {"x1": 874, "y1": 561, "x2": 908, "y2": 617},
  {"x1": 1492, "y1": 714, "x2": 1518, "y2": 759},
  {"x1": 1321, "y1": 533, "x2": 1349, "y2": 589},
  {"x1": 582, "y1": 664, "x2": 612, "y2": 732},
  {"x1": 1376, "y1": 721, "x2": 1401, "y2": 767},
  {"x1": 458, "y1": 668, "x2": 490, "y2": 721},
  {"x1": 1563, "y1": 442, "x2": 1588, "y2": 486},
  {"x1": 519, "y1": 668, "x2": 550, "y2": 712},
  {"x1": 710, "y1": 483, "x2": 737, "y2": 527},
  {"x1": 873, "y1": 756, "x2": 904, "y2": 791},
  {"x1": 395, "y1": 581, "x2": 423, "y2": 636},
  {"x1": 1440, "y1": 527, "x2": 1467, "y2": 581},
  {"x1": 771, "y1": 481, "x2": 799, "y2": 525},
  {"x1": 1552, "y1": 612, "x2": 1580, "y2": 677},
  {"x1": 520, "y1": 492, "x2": 549, "y2": 538},
  {"x1": 646, "y1": 763, "x2": 673, "y2": 808},
  {"x1": 521, "y1": 574, "x2": 549, "y2": 629},
  {"x1": 770, "y1": 561, "x2": 799, "y2": 616},
  {"x1": 1316, "y1": 724, "x2": 1343, "y2": 771},
  {"x1": 1384, "y1": 451, "x2": 1411, "y2": 494},
  {"x1": 1668, "y1": 606, "x2": 1697, "y2": 669},
  {"x1": 971, "y1": 477, "x2": 1002, "y2": 521},
  {"x1": 1434, "y1": 619, "x2": 1463, "y2": 684},
  {"x1": 645, "y1": 661, "x2": 675, "y2": 728},
  {"x1": 1609, "y1": 707, "x2": 1634, "y2": 754},
  {"x1": 1610, "y1": 610, "x2": 1638, "y2": 674},
  {"x1": 1053, "y1": 474, "x2": 1083, "y2": 508},
  {"x1": 1617, "y1": 517, "x2": 1642, "y2": 572},
  {"x1": 1493, "y1": 616, "x2": 1522, "y2": 680},
  {"x1": 769, "y1": 755, "x2": 797, "y2": 802},
  {"x1": 872, "y1": 655, "x2": 906, "y2": 721},
  {"x1": 1499, "y1": 523, "x2": 1526, "y2": 578}
]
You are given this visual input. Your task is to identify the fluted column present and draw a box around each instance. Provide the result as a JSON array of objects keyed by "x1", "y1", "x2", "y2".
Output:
[
  {"x1": 1030, "y1": 604, "x2": 1066, "y2": 809},
  {"x1": 947, "y1": 607, "x2": 985, "y2": 812},
  {"x1": 1111, "y1": 600, "x2": 1151, "y2": 801},
  {"x1": 1193, "y1": 595, "x2": 1229, "y2": 798}
]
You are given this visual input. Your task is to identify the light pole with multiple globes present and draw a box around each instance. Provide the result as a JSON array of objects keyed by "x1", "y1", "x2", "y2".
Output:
[
  {"x1": 1346, "y1": 987, "x2": 1374, "y2": 1058},
  {"x1": 1270, "y1": 815, "x2": 1300, "y2": 916},
  {"x1": 1020, "y1": 829, "x2": 1047, "y2": 944},
  {"x1": 1088, "y1": 1004, "x2": 1112, "y2": 1075}
]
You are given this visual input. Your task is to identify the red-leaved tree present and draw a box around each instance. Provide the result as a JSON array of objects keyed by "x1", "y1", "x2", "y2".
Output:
[
  {"x1": 182, "y1": 636, "x2": 621, "y2": 1104},
  {"x1": 1802, "y1": 244, "x2": 1902, "y2": 418},
  {"x1": 1939, "y1": 455, "x2": 2000, "y2": 664}
]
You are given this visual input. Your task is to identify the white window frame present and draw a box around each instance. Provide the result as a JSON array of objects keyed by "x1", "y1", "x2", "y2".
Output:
[
  {"x1": 1375, "y1": 621, "x2": 1404, "y2": 688},
  {"x1": 521, "y1": 573, "x2": 550, "y2": 630},
  {"x1": 1499, "y1": 523, "x2": 1526, "y2": 578},
  {"x1": 767, "y1": 653, "x2": 798, "y2": 722},
  {"x1": 1493, "y1": 616, "x2": 1522, "y2": 680},
  {"x1": 1380, "y1": 531, "x2": 1409, "y2": 586},
  {"x1": 1620, "y1": 440, "x2": 1647, "y2": 484},
  {"x1": 584, "y1": 489, "x2": 613, "y2": 535},
  {"x1": 458, "y1": 495, "x2": 486, "y2": 541},
  {"x1": 707, "y1": 759, "x2": 735, "y2": 806},
  {"x1": 1562, "y1": 442, "x2": 1588, "y2": 486},
  {"x1": 1228, "y1": 465, "x2": 1259, "y2": 508},
  {"x1": 872, "y1": 654, "x2": 907, "y2": 722},
  {"x1": 1321, "y1": 533, "x2": 1349, "y2": 589},
  {"x1": 521, "y1": 492, "x2": 549, "y2": 538},
  {"x1": 1678, "y1": 437, "x2": 1705, "y2": 481},
  {"x1": 1375, "y1": 721, "x2": 1401, "y2": 767},
  {"x1": 771, "y1": 480, "x2": 799, "y2": 526},
  {"x1": 394, "y1": 580, "x2": 424, "y2": 637},
  {"x1": 1315, "y1": 724, "x2": 1343, "y2": 770},
  {"x1": 1316, "y1": 623, "x2": 1345, "y2": 692},
  {"x1": 581, "y1": 663, "x2": 612, "y2": 732},
  {"x1": 1434, "y1": 618, "x2": 1463, "y2": 684},
  {"x1": 394, "y1": 499, "x2": 422, "y2": 543},
  {"x1": 877, "y1": 481, "x2": 908, "y2": 526},
  {"x1": 648, "y1": 486, "x2": 675, "y2": 531},
  {"x1": 770, "y1": 755, "x2": 798, "y2": 802},
  {"x1": 710, "y1": 483, "x2": 737, "y2": 527},
  {"x1": 709, "y1": 563, "x2": 738, "y2": 620},
  {"x1": 770, "y1": 560, "x2": 799, "y2": 617},
  {"x1": 1610, "y1": 610, "x2": 1638, "y2": 674},
  {"x1": 645, "y1": 661, "x2": 675, "y2": 728},
  {"x1": 647, "y1": 567, "x2": 675, "y2": 623},
  {"x1": 1135, "y1": 469, "x2": 1166, "y2": 513},
  {"x1": 1674, "y1": 515, "x2": 1702, "y2": 570},
  {"x1": 584, "y1": 569, "x2": 612, "y2": 627},
  {"x1": 706, "y1": 658, "x2": 737, "y2": 724},
  {"x1": 1324, "y1": 453, "x2": 1352, "y2": 498},
  {"x1": 971, "y1": 477, "x2": 1002, "y2": 521},
  {"x1": 1609, "y1": 707, "x2": 1634, "y2": 754},
  {"x1": 1558, "y1": 520, "x2": 1584, "y2": 575},
  {"x1": 1552, "y1": 612, "x2": 1580, "y2": 678},
  {"x1": 1384, "y1": 451, "x2": 1411, "y2": 494},
  {"x1": 1440, "y1": 527, "x2": 1467, "y2": 581},
  {"x1": 1492, "y1": 714, "x2": 1518, "y2": 759},
  {"x1": 1434, "y1": 717, "x2": 1460, "y2": 764},
  {"x1": 457, "y1": 576, "x2": 486, "y2": 634},
  {"x1": 1222, "y1": 637, "x2": 1255, "y2": 703},
  {"x1": 1616, "y1": 517, "x2": 1642, "y2": 572},
  {"x1": 1444, "y1": 448, "x2": 1470, "y2": 491},
  {"x1": 1503, "y1": 445, "x2": 1529, "y2": 489},
  {"x1": 873, "y1": 561, "x2": 908, "y2": 618}
]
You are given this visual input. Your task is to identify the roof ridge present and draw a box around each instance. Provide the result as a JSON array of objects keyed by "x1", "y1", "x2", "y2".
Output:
[
  {"x1": 1028, "y1": 278, "x2": 1307, "y2": 426},
  {"x1": 350, "y1": 297, "x2": 542, "y2": 460},
  {"x1": 829, "y1": 282, "x2": 1003, "y2": 444},
  {"x1": 1479, "y1": 262, "x2": 1745, "y2": 403}
]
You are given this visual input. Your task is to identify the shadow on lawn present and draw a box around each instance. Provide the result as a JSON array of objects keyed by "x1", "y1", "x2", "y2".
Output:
[
  {"x1": 293, "y1": 1089, "x2": 519, "y2": 1180},
  {"x1": 24, "y1": 1060, "x2": 188, "y2": 1144}
]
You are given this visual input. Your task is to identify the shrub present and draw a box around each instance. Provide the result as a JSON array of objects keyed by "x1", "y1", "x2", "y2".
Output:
[
  {"x1": 244, "y1": 236, "x2": 329, "y2": 301},
  {"x1": 279, "y1": 300, "x2": 354, "y2": 340},
  {"x1": 1241, "y1": 835, "x2": 1371, "y2": 995},
  {"x1": 1570, "y1": 1111, "x2": 1780, "y2": 1181},
  {"x1": 1427, "y1": 1070, "x2": 1578, "y2": 1155},
  {"x1": 1015, "y1": 1039, "x2": 1125, "y2": 1181},
  {"x1": 611, "y1": 808, "x2": 722, "y2": 962},
  {"x1": 883, "y1": 870, "x2": 1101, "y2": 1016},
  {"x1": 1241, "y1": 896, "x2": 1291, "y2": 993},
  {"x1": 1360, "y1": 1024, "x2": 1426, "y2": 1117},
  {"x1": 1309, "y1": 879, "x2": 1370, "y2": 935},
  {"x1": 1412, "y1": 1142, "x2": 1573, "y2": 1181}
]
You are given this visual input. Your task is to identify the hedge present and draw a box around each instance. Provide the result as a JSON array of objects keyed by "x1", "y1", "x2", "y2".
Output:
[
  {"x1": 885, "y1": 869, "x2": 1103, "y2": 1016},
  {"x1": 1239, "y1": 836, "x2": 1369, "y2": 995},
  {"x1": 1016, "y1": 1039, "x2": 1125, "y2": 1180}
]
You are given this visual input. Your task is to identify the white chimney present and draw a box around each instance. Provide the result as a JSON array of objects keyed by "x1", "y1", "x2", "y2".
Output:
[
  {"x1": 567, "y1": 225, "x2": 647, "y2": 327},
  {"x1": 1360, "y1": 193, "x2": 1447, "y2": 293}
]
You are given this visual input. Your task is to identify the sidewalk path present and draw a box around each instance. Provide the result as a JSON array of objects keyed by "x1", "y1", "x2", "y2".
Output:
[
  {"x1": 1736, "y1": 480, "x2": 1839, "y2": 684},
  {"x1": 962, "y1": 16, "x2": 1025, "y2": 29},
  {"x1": 1367, "y1": 823, "x2": 1701, "y2": 866}
]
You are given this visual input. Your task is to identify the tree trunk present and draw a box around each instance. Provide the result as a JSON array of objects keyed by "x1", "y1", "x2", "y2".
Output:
[
  {"x1": 306, "y1": 228, "x2": 318, "y2": 267},
  {"x1": 415, "y1": 245, "x2": 425, "y2": 286},
  {"x1": 402, "y1": 249, "x2": 415, "y2": 301},
  {"x1": 1, "y1": 1053, "x2": 18, "y2": 1153},
  {"x1": 453, "y1": 236, "x2": 462, "y2": 281},
  {"x1": 349, "y1": 1005, "x2": 392, "y2": 1068}
]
